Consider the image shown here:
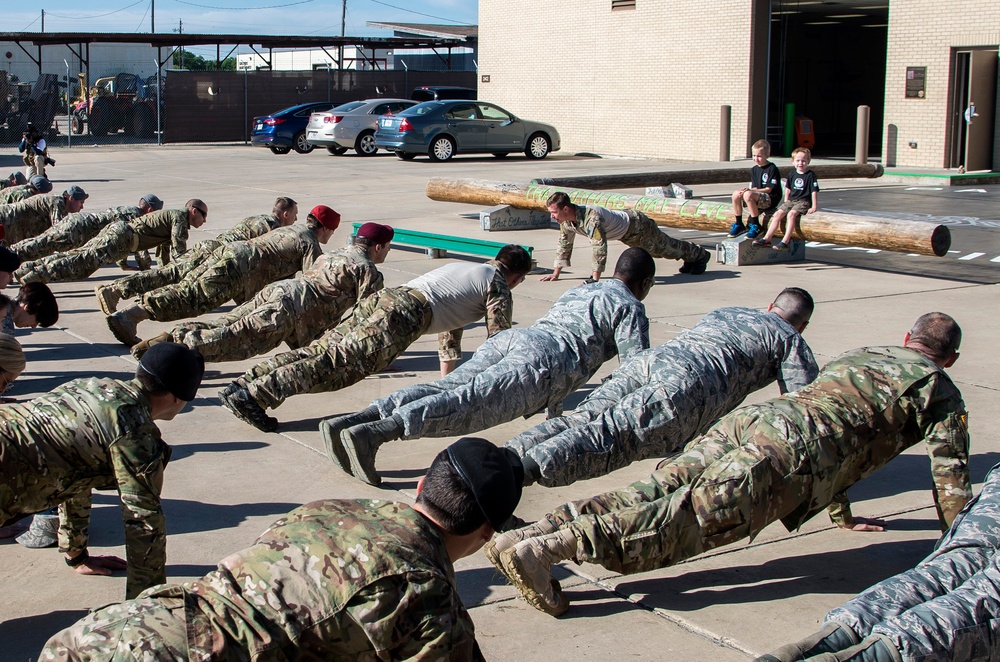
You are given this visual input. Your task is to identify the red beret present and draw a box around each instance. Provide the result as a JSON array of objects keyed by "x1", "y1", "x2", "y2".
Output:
[
  {"x1": 356, "y1": 222, "x2": 394, "y2": 245},
  {"x1": 310, "y1": 205, "x2": 341, "y2": 230}
]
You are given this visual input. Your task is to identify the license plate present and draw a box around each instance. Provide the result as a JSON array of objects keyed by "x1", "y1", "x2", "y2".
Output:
[
  {"x1": 307, "y1": 131, "x2": 317, "y2": 138},
  {"x1": 254, "y1": 123, "x2": 262, "y2": 130},
  {"x1": 379, "y1": 118, "x2": 393, "y2": 128}
]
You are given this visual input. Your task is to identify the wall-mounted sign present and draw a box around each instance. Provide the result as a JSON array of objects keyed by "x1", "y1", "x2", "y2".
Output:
[
  {"x1": 905, "y1": 66, "x2": 926, "y2": 98},
  {"x1": 481, "y1": 74, "x2": 491, "y2": 83}
]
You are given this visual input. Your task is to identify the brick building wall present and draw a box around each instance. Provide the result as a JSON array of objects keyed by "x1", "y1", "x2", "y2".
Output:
[
  {"x1": 882, "y1": 4, "x2": 999, "y2": 169},
  {"x1": 478, "y1": 0, "x2": 755, "y2": 160}
]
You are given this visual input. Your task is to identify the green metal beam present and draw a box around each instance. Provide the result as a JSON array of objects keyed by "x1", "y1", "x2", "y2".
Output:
[{"x1": 352, "y1": 223, "x2": 532, "y2": 258}]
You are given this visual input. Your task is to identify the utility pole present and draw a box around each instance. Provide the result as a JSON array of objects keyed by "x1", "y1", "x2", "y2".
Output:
[
  {"x1": 41, "y1": 9, "x2": 45, "y2": 33},
  {"x1": 151, "y1": 0, "x2": 155, "y2": 33},
  {"x1": 175, "y1": 19, "x2": 184, "y2": 68}
]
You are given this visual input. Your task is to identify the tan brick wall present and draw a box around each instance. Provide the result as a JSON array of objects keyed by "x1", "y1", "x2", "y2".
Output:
[
  {"x1": 882, "y1": 3, "x2": 1000, "y2": 168},
  {"x1": 479, "y1": 0, "x2": 755, "y2": 160}
]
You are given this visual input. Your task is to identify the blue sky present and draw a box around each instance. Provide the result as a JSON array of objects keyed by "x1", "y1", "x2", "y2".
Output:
[{"x1": 9, "y1": 0, "x2": 477, "y2": 48}]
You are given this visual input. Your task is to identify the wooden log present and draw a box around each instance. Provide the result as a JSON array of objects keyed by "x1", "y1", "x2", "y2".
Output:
[
  {"x1": 530, "y1": 163, "x2": 884, "y2": 190},
  {"x1": 425, "y1": 178, "x2": 950, "y2": 257}
]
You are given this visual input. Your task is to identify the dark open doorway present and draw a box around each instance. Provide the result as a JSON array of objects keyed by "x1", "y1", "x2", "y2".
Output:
[{"x1": 767, "y1": 1, "x2": 888, "y2": 158}]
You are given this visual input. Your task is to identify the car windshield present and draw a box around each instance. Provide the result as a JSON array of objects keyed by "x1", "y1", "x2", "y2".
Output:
[{"x1": 334, "y1": 101, "x2": 366, "y2": 112}]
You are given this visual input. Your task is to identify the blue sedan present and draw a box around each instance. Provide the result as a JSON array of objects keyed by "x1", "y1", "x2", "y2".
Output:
[
  {"x1": 374, "y1": 100, "x2": 560, "y2": 161},
  {"x1": 251, "y1": 102, "x2": 334, "y2": 154}
]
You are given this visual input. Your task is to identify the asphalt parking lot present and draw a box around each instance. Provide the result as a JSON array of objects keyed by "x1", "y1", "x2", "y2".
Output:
[{"x1": 1, "y1": 146, "x2": 997, "y2": 660}]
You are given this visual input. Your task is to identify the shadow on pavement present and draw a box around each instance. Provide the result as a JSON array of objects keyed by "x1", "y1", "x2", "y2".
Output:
[
  {"x1": 0, "y1": 610, "x2": 89, "y2": 660},
  {"x1": 169, "y1": 440, "x2": 269, "y2": 461}
]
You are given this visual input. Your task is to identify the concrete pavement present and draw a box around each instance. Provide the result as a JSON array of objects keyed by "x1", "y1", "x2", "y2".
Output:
[{"x1": 0, "y1": 145, "x2": 996, "y2": 660}]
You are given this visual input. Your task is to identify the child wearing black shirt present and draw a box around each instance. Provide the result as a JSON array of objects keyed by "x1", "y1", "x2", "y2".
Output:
[{"x1": 729, "y1": 139, "x2": 782, "y2": 239}]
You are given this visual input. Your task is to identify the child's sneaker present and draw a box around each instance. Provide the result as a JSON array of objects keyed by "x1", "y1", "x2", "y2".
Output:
[
  {"x1": 752, "y1": 238, "x2": 771, "y2": 247},
  {"x1": 746, "y1": 223, "x2": 763, "y2": 239},
  {"x1": 773, "y1": 241, "x2": 789, "y2": 251},
  {"x1": 727, "y1": 221, "x2": 746, "y2": 238}
]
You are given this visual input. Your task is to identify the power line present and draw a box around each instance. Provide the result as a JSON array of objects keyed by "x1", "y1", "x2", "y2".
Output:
[
  {"x1": 365, "y1": 0, "x2": 469, "y2": 24},
  {"x1": 44, "y1": 0, "x2": 148, "y2": 20},
  {"x1": 172, "y1": 0, "x2": 316, "y2": 9}
]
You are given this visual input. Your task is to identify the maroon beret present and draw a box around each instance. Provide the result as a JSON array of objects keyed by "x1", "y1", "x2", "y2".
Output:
[{"x1": 356, "y1": 222, "x2": 394, "y2": 245}]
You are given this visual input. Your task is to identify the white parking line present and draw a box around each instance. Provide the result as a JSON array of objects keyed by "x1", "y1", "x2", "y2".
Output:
[
  {"x1": 991, "y1": 256, "x2": 1000, "y2": 263},
  {"x1": 959, "y1": 253, "x2": 986, "y2": 260}
]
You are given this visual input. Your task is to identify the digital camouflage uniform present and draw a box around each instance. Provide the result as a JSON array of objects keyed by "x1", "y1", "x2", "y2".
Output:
[
  {"x1": 507, "y1": 306, "x2": 819, "y2": 487},
  {"x1": 373, "y1": 278, "x2": 650, "y2": 441},
  {"x1": 0, "y1": 184, "x2": 34, "y2": 205},
  {"x1": 15, "y1": 208, "x2": 192, "y2": 283},
  {"x1": 0, "y1": 193, "x2": 69, "y2": 246},
  {"x1": 40, "y1": 500, "x2": 484, "y2": 661},
  {"x1": 556, "y1": 206, "x2": 709, "y2": 274},
  {"x1": 0, "y1": 377, "x2": 170, "y2": 599},
  {"x1": 115, "y1": 213, "x2": 280, "y2": 299},
  {"x1": 139, "y1": 222, "x2": 323, "y2": 323},
  {"x1": 537, "y1": 346, "x2": 970, "y2": 577},
  {"x1": 172, "y1": 244, "x2": 383, "y2": 362},
  {"x1": 784, "y1": 462, "x2": 1000, "y2": 662},
  {"x1": 12, "y1": 205, "x2": 145, "y2": 262},
  {"x1": 241, "y1": 263, "x2": 513, "y2": 411}
]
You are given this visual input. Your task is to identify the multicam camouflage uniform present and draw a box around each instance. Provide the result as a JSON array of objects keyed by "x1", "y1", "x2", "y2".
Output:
[
  {"x1": 791, "y1": 462, "x2": 1000, "y2": 662},
  {"x1": 556, "y1": 206, "x2": 709, "y2": 274},
  {"x1": 0, "y1": 377, "x2": 170, "y2": 599},
  {"x1": 139, "y1": 223, "x2": 323, "y2": 323},
  {"x1": 506, "y1": 307, "x2": 818, "y2": 487},
  {"x1": 12, "y1": 205, "x2": 144, "y2": 262},
  {"x1": 115, "y1": 213, "x2": 281, "y2": 299},
  {"x1": 172, "y1": 244, "x2": 383, "y2": 362},
  {"x1": 0, "y1": 184, "x2": 34, "y2": 205},
  {"x1": 0, "y1": 193, "x2": 69, "y2": 246},
  {"x1": 373, "y1": 278, "x2": 650, "y2": 440},
  {"x1": 537, "y1": 346, "x2": 970, "y2": 576},
  {"x1": 40, "y1": 500, "x2": 484, "y2": 661},
  {"x1": 14, "y1": 208, "x2": 192, "y2": 283},
  {"x1": 242, "y1": 262, "x2": 513, "y2": 411}
]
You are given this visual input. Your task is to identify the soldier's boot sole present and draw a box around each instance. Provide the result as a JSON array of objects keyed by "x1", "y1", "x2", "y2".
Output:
[
  {"x1": 483, "y1": 518, "x2": 559, "y2": 569},
  {"x1": 219, "y1": 387, "x2": 278, "y2": 433},
  {"x1": 496, "y1": 537, "x2": 572, "y2": 617},
  {"x1": 95, "y1": 284, "x2": 122, "y2": 315},
  {"x1": 107, "y1": 313, "x2": 141, "y2": 347},
  {"x1": 319, "y1": 407, "x2": 380, "y2": 473},
  {"x1": 131, "y1": 332, "x2": 172, "y2": 360}
]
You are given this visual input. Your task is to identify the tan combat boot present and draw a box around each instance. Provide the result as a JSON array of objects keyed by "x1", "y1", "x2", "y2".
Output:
[
  {"x1": 95, "y1": 284, "x2": 122, "y2": 315},
  {"x1": 130, "y1": 331, "x2": 172, "y2": 360},
  {"x1": 495, "y1": 528, "x2": 576, "y2": 617},
  {"x1": 106, "y1": 303, "x2": 151, "y2": 347},
  {"x1": 341, "y1": 416, "x2": 404, "y2": 487},
  {"x1": 483, "y1": 518, "x2": 558, "y2": 569}
]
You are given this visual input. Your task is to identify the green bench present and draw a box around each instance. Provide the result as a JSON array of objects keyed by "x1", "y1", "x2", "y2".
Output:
[{"x1": 351, "y1": 223, "x2": 533, "y2": 261}]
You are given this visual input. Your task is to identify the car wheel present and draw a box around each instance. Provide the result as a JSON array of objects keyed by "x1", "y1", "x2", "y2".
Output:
[
  {"x1": 269, "y1": 146, "x2": 291, "y2": 155},
  {"x1": 396, "y1": 152, "x2": 417, "y2": 161},
  {"x1": 71, "y1": 111, "x2": 86, "y2": 135},
  {"x1": 355, "y1": 130, "x2": 378, "y2": 156},
  {"x1": 492, "y1": 152, "x2": 509, "y2": 158},
  {"x1": 429, "y1": 136, "x2": 455, "y2": 162},
  {"x1": 326, "y1": 146, "x2": 348, "y2": 156},
  {"x1": 292, "y1": 131, "x2": 315, "y2": 154},
  {"x1": 525, "y1": 133, "x2": 551, "y2": 159}
]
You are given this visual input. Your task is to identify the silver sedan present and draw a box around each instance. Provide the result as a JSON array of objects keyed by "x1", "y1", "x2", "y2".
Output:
[{"x1": 306, "y1": 98, "x2": 417, "y2": 156}]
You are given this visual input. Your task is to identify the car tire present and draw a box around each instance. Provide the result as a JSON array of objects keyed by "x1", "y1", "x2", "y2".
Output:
[
  {"x1": 269, "y1": 146, "x2": 291, "y2": 155},
  {"x1": 492, "y1": 152, "x2": 509, "y2": 158},
  {"x1": 292, "y1": 131, "x2": 315, "y2": 154},
  {"x1": 429, "y1": 136, "x2": 455, "y2": 162},
  {"x1": 355, "y1": 130, "x2": 378, "y2": 156},
  {"x1": 525, "y1": 133, "x2": 551, "y2": 159},
  {"x1": 396, "y1": 152, "x2": 417, "y2": 161},
  {"x1": 326, "y1": 146, "x2": 348, "y2": 156}
]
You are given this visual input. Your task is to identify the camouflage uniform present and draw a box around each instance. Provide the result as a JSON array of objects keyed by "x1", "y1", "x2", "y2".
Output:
[
  {"x1": 12, "y1": 205, "x2": 144, "y2": 262},
  {"x1": 537, "y1": 346, "x2": 970, "y2": 577},
  {"x1": 0, "y1": 193, "x2": 69, "y2": 246},
  {"x1": 139, "y1": 223, "x2": 323, "y2": 323},
  {"x1": 556, "y1": 206, "x2": 709, "y2": 274},
  {"x1": 507, "y1": 307, "x2": 818, "y2": 487},
  {"x1": 172, "y1": 244, "x2": 383, "y2": 362},
  {"x1": 373, "y1": 278, "x2": 650, "y2": 440},
  {"x1": 115, "y1": 213, "x2": 280, "y2": 299},
  {"x1": 0, "y1": 184, "x2": 34, "y2": 205},
  {"x1": 40, "y1": 499, "x2": 484, "y2": 661},
  {"x1": 15, "y1": 209, "x2": 191, "y2": 283},
  {"x1": 0, "y1": 377, "x2": 169, "y2": 599},
  {"x1": 242, "y1": 262, "x2": 513, "y2": 411}
]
